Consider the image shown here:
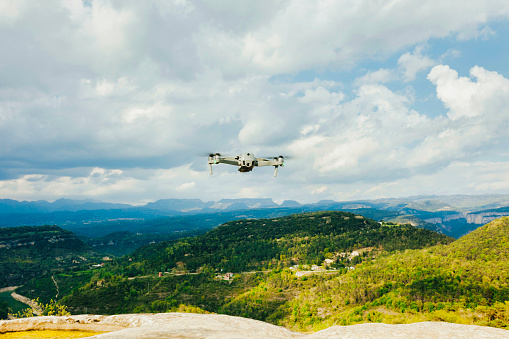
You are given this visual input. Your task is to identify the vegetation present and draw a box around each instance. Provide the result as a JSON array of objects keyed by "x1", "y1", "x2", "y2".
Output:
[
  {"x1": 0, "y1": 299, "x2": 8, "y2": 319},
  {"x1": 6, "y1": 212, "x2": 509, "y2": 332},
  {"x1": 84, "y1": 229, "x2": 208, "y2": 257},
  {"x1": 9, "y1": 298, "x2": 70, "y2": 318},
  {"x1": 0, "y1": 225, "x2": 102, "y2": 287},
  {"x1": 122, "y1": 211, "x2": 452, "y2": 275},
  {"x1": 272, "y1": 217, "x2": 509, "y2": 330},
  {"x1": 54, "y1": 212, "x2": 453, "y2": 318},
  {"x1": 61, "y1": 272, "x2": 261, "y2": 315},
  {"x1": 0, "y1": 330, "x2": 108, "y2": 338},
  {"x1": 17, "y1": 270, "x2": 97, "y2": 304}
]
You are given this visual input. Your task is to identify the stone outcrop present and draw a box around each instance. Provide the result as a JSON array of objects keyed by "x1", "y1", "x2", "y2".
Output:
[{"x1": 1, "y1": 313, "x2": 508, "y2": 338}]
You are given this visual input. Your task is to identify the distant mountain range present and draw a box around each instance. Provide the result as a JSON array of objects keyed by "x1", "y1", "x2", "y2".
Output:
[
  {"x1": 0, "y1": 197, "x2": 286, "y2": 214},
  {"x1": 3, "y1": 194, "x2": 509, "y2": 215},
  {"x1": 2, "y1": 195, "x2": 509, "y2": 239}
]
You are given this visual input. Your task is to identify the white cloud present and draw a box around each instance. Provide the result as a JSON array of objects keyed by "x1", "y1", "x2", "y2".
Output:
[
  {"x1": 0, "y1": 0, "x2": 27, "y2": 21},
  {"x1": 398, "y1": 46, "x2": 435, "y2": 82},
  {"x1": 428, "y1": 65, "x2": 509, "y2": 121},
  {"x1": 196, "y1": 0, "x2": 509, "y2": 75},
  {"x1": 286, "y1": 64, "x2": 509, "y2": 189},
  {"x1": 176, "y1": 182, "x2": 195, "y2": 191},
  {"x1": 354, "y1": 69, "x2": 395, "y2": 86},
  {"x1": 2, "y1": 1, "x2": 509, "y2": 203},
  {"x1": 0, "y1": 168, "x2": 140, "y2": 203}
]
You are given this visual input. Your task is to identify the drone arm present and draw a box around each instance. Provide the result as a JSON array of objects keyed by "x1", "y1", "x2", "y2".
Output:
[
  {"x1": 220, "y1": 159, "x2": 239, "y2": 166},
  {"x1": 256, "y1": 158, "x2": 277, "y2": 167}
]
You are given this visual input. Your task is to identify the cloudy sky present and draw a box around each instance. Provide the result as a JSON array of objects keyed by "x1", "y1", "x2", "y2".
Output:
[{"x1": 1, "y1": 0, "x2": 509, "y2": 205}]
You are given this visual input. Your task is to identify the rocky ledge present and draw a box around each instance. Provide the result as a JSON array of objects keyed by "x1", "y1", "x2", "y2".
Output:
[{"x1": 1, "y1": 313, "x2": 508, "y2": 338}]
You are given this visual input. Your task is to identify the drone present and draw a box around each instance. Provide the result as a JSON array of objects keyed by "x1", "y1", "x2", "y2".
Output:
[{"x1": 208, "y1": 153, "x2": 285, "y2": 177}]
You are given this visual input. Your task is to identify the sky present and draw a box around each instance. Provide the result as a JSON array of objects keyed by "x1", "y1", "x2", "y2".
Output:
[{"x1": 1, "y1": 0, "x2": 509, "y2": 205}]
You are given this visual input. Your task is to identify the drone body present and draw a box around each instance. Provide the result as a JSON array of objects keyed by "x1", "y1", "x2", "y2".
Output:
[{"x1": 208, "y1": 153, "x2": 284, "y2": 177}]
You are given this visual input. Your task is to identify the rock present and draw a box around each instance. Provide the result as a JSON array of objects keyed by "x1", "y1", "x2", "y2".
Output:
[
  {"x1": 1, "y1": 313, "x2": 508, "y2": 338},
  {"x1": 310, "y1": 322, "x2": 509, "y2": 338}
]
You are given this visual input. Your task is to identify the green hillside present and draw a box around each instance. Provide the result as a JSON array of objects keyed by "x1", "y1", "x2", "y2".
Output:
[
  {"x1": 123, "y1": 211, "x2": 452, "y2": 275},
  {"x1": 51, "y1": 211, "x2": 452, "y2": 316},
  {"x1": 85, "y1": 229, "x2": 208, "y2": 257},
  {"x1": 0, "y1": 299, "x2": 8, "y2": 319},
  {"x1": 271, "y1": 217, "x2": 509, "y2": 330},
  {"x1": 0, "y1": 225, "x2": 102, "y2": 287}
]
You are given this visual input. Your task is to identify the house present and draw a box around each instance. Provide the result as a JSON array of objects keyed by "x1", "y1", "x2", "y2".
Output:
[
  {"x1": 311, "y1": 265, "x2": 324, "y2": 271},
  {"x1": 324, "y1": 258, "x2": 334, "y2": 266},
  {"x1": 224, "y1": 272, "x2": 234, "y2": 281}
]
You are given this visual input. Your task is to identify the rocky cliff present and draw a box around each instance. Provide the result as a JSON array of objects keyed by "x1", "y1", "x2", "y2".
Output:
[{"x1": 424, "y1": 211, "x2": 509, "y2": 225}]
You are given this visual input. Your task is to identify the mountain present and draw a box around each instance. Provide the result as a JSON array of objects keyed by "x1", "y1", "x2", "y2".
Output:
[
  {"x1": 207, "y1": 198, "x2": 279, "y2": 211},
  {"x1": 0, "y1": 225, "x2": 102, "y2": 288},
  {"x1": 49, "y1": 211, "x2": 451, "y2": 315},
  {"x1": 144, "y1": 199, "x2": 213, "y2": 212},
  {"x1": 0, "y1": 198, "x2": 281, "y2": 215},
  {"x1": 0, "y1": 198, "x2": 132, "y2": 214},
  {"x1": 280, "y1": 200, "x2": 301, "y2": 207},
  {"x1": 365, "y1": 194, "x2": 509, "y2": 213}
]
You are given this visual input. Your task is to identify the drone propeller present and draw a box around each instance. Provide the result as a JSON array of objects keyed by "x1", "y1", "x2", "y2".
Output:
[
  {"x1": 260, "y1": 155, "x2": 293, "y2": 160},
  {"x1": 197, "y1": 152, "x2": 222, "y2": 157}
]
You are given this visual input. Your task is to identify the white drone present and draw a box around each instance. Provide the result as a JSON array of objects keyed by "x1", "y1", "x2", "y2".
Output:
[{"x1": 208, "y1": 153, "x2": 285, "y2": 177}]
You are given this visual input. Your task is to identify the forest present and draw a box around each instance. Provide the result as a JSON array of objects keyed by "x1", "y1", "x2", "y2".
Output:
[
  {"x1": 0, "y1": 225, "x2": 102, "y2": 287},
  {"x1": 119, "y1": 211, "x2": 452, "y2": 275},
  {"x1": 0, "y1": 300, "x2": 8, "y2": 319}
]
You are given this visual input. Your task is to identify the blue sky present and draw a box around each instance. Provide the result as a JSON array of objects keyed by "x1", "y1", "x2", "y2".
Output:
[{"x1": 1, "y1": 0, "x2": 509, "y2": 204}]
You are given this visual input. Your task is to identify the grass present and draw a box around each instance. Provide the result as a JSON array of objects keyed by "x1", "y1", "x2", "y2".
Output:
[
  {"x1": 0, "y1": 291, "x2": 30, "y2": 314},
  {"x1": 0, "y1": 330, "x2": 108, "y2": 338}
]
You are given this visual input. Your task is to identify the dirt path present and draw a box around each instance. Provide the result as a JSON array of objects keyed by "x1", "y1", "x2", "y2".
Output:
[
  {"x1": 52, "y1": 275, "x2": 60, "y2": 299},
  {"x1": 10, "y1": 292, "x2": 42, "y2": 315},
  {"x1": 0, "y1": 287, "x2": 19, "y2": 293}
]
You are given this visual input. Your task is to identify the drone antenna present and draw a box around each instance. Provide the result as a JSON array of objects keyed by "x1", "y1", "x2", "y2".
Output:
[
  {"x1": 209, "y1": 163, "x2": 213, "y2": 175},
  {"x1": 274, "y1": 165, "x2": 278, "y2": 177}
]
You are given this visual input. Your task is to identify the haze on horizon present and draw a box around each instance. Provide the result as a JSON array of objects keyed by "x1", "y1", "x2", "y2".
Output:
[{"x1": 1, "y1": 0, "x2": 509, "y2": 205}]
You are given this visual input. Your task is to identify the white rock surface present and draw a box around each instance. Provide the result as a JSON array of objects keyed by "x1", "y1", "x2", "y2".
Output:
[{"x1": 1, "y1": 313, "x2": 508, "y2": 338}]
